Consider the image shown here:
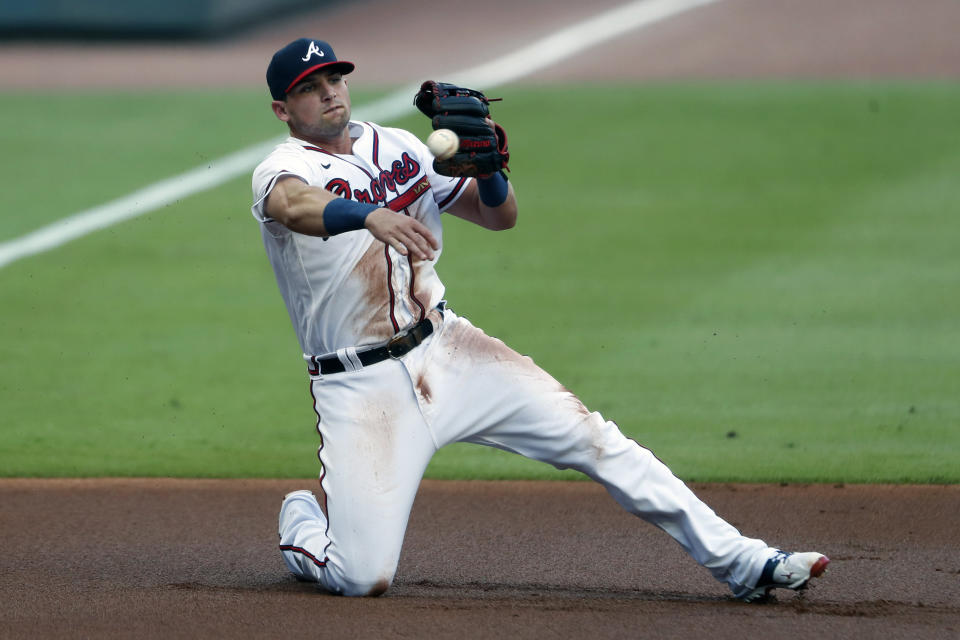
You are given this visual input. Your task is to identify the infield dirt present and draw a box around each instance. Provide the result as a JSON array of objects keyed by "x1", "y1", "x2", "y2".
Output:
[
  {"x1": 1, "y1": 479, "x2": 958, "y2": 638},
  {"x1": 2, "y1": 0, "x2": 958, "y2": 637}
]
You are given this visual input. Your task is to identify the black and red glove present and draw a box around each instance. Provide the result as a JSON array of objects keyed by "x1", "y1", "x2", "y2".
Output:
[{"x1": 413, "y1": 81, "x2": 510, "y2": 178}]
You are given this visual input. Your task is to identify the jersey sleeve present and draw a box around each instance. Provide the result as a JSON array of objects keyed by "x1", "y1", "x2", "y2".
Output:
[
  {"x1": 429, "y1": 163, "x2": 471, "y2": 212},
  {"x1": 250, "y1": 147, "x2": 313, "y2": 223}
]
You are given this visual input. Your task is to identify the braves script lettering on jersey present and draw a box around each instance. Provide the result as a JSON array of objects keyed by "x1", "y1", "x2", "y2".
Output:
[{"x1": 251, "y1": 38, "x2": 828, "y2": 602}]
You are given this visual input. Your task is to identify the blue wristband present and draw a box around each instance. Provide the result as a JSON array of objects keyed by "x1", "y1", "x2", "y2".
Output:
[
  {"x1": 323, "y1": 199, "x2": 379, "y2": 235},
  {"x1": 477, "y1": 172, "x2": 509, "y2": 207}
]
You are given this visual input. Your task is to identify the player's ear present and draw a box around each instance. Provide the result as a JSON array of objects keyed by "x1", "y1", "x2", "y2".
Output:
[{"x1": 271, "y1": 100, "x2": 290, "y2": 122}]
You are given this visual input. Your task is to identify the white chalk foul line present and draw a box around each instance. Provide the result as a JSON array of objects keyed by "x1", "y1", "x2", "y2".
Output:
[{"x1": 0, "y1": 0, "x2": 719, "y2": 270}]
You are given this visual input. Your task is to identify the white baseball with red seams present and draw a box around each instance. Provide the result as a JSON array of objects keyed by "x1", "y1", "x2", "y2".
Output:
[
  {"x1": 426, "y1": 128, "x2": 459, "y2": 160},
  {"x1": 251, "y1": 118, "x2": 786, "y2": 599}
]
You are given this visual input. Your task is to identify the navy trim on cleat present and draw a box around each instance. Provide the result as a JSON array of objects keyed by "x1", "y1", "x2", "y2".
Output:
[{"x1": 740, "y1": 550, "x2": 830, "y2": 603}]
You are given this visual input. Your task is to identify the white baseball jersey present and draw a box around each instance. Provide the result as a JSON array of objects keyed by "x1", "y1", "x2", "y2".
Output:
[{"x1": 251, "y1": 121, "x2": 470, "y2": 358}]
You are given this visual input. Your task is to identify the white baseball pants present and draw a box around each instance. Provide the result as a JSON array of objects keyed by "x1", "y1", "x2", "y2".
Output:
[{"x1": 279, "y1": 309, "x2": 773, "y2": 596}]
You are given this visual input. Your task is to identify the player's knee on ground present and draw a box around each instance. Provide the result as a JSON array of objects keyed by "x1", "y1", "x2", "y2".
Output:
[
  {"x1": 324, "y1": 561, "x2": 395, "y2": 597},
  {"x1": 283, "y1": 549, "x2": 396, "y2": 597},
  {"x1": 345, "y1": 575, "x2": 392, "y2": 597}
]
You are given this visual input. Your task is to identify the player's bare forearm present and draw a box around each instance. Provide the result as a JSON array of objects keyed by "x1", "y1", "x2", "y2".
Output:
[
  {"x1": 265, "y1": 176, "x2": 337, "y2": 236},
  {"x1": 265, "y1": 176, "x2": 437, "y2": 259},
  {"x1": 447, "y1": 181, "x2": 517, "y2": 231}
]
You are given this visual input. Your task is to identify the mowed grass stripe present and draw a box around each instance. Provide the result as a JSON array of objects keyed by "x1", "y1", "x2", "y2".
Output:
[{"x1": 1, "y1": 83, "x2": 958, "y2": 481}]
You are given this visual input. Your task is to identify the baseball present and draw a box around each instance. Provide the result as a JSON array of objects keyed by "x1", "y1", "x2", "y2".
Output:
[{"x1": 426, "y1": 129, "x2": 459, "y2": 161}]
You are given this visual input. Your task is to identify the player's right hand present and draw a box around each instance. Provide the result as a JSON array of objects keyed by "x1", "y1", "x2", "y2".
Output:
[{"x1": 364, "y1": 209, "x2": 439, "y2": 261}]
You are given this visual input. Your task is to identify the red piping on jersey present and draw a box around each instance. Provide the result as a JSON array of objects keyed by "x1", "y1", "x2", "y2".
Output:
[
  {"x1": 384, "y1": 244, "x2": 400, "y2": 333},
  {"x1": 371, "y1": 126, "x2": 380, "y2": 166},
  {"x1": 361, "y1": 176, "x2": 433, "y2": 331},
  {"x1": 406, "y1": 250, "x2": 427, "y2": 321},
  {"x1": 437, "y1": 177, "x2": 469, "y2": 209}
]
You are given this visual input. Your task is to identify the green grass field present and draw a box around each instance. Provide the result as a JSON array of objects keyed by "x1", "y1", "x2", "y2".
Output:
[{"x1": 1, "y1": 83, "x2": 957, "y2": 482}]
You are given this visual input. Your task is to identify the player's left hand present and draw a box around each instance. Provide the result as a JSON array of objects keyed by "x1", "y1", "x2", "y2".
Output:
[{"x1": 414, "y1": 80, "x2": 510, "y2": 178}]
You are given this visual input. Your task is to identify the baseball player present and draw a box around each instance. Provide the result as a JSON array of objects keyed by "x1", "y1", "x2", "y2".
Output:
[{"x1": 250, "y1": 38, "x2": 830, "y2": 601}]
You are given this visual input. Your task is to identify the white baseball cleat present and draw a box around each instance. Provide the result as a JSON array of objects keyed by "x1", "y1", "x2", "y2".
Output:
[{"x1": 739, "y1": 550, "x2": 830, "y2": 603}]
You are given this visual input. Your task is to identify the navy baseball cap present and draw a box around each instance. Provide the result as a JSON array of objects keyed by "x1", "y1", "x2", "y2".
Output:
[{"x1": 267, "y1": 39, "x2": 355, "y2": 100}]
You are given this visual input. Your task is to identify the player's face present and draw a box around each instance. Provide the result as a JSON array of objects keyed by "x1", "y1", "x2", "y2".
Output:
[{"x1": 276, "y1": 70, "x2": 352, "y2": 142}]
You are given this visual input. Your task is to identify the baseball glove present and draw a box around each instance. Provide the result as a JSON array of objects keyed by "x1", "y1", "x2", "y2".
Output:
[{"x1": 413, "y1": 81, "x2": 510, "y2": 178}]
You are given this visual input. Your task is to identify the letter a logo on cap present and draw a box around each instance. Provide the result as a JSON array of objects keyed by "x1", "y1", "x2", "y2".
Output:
[{"x1": 301, "y1": 41, "x2": 325, "y2": 62}]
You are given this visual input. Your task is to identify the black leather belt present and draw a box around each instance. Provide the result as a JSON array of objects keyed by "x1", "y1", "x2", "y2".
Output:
[{"x1": 309, "y1": 316, "x2": 435, "y2": 375}]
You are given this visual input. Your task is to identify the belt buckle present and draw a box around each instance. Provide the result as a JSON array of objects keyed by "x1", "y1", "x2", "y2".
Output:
[{"x1": 387, "y1": 334, "x2": 412, "y2": 359}]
